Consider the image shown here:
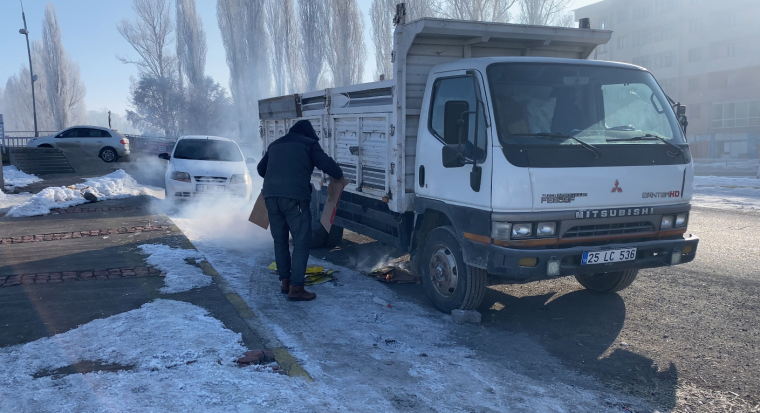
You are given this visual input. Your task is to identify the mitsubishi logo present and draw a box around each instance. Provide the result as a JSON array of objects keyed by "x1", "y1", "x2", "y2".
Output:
[{"x1": 611, "y1": 180, "x2": 623, "y2": 193}]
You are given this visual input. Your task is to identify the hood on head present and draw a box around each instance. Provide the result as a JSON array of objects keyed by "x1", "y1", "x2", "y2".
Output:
[{"x1": 289, "y1": 120, "x2": 319, "y2": 141}]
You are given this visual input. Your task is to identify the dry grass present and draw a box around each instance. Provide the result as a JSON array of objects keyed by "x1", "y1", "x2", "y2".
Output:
[{"x1": 674, "y1": 383, "x2": 759, "y2": 413}]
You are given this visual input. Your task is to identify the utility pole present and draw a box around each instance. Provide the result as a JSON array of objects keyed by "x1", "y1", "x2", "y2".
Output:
[{"x1": 19, "y1": 0, "x2": 39, "y2": 138}]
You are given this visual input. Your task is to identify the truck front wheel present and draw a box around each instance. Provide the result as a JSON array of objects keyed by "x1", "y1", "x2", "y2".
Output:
[
  {"x1": 575, "y1": 270, "x2": 638, "y2": 293},
  {"x1": 421, "y1": 226, "x2": 487, "y2": 313}
]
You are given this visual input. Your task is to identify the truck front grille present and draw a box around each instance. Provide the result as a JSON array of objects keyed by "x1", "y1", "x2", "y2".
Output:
[{"x1": 563, "y1": 221, "x2": 655, "y2": 239}]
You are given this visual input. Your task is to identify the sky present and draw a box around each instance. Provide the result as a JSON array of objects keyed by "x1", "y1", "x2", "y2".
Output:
[{"x1": 0, "y1": 0, "x2": 601, "y2": 121}]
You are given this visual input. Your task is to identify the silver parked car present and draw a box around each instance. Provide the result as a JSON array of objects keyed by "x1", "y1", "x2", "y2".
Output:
[{"x1": 27, "y1": 125, "x2": 130, "y2": 162}]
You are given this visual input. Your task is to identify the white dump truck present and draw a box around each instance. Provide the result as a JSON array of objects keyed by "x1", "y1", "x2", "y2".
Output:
[{"x1": 259, "y1": 9, "x2": 699, "y2": 313}]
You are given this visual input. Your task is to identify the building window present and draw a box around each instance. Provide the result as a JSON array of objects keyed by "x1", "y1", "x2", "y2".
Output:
[
  {"x1": 688, "y1": 48, "x2": 702, "y2": 62},
  {"x1": 632, "y1": 55, "x2": 652, "y2": 68},
  {"x1": 712, "y1": 100, "x2": 760, "y2": 128},
  {"x1": 689, "y1": 77, "x2": 701, "y2": 91},
  {"x1": 652, "y1": 25, "x2": 677, "y2": 42},
  {"x1": 654, "y1": 51, "x2": 676, "y2": 69},
  {"x1": 599, "y1": 18, "x2": 606, "y2": 29},
  {"x1": 618, "y1": 36, "x2": 628, "y2": 49},
  {"x1": 728, "y1": 12, "x2": 739, "y2": 26},
  {"x1": 727, "y1": 73, "x2": 737, "y2": 86},
  {"x1": 598, "y1": 43, "x2": 608, "y2": 54},
  {"x1": 618, "y1": 10, "x2": 628, "y2": 23},
  {"x1": 655, "y1": 0, "x2": 676, "y2": 13},
  {"x1": 689, "y1": 19, "x2": 702, "y2": 33},
  {"x1": 633, "y1": 6, "x2": 650, "y2": 20},
  {"x1": 632, "y1": 30, "x2": 650, "y2": 47},
  {"x1": 727, "y1": 43, "x2": 740, "y2": 57},
  {"x1": 692, "y1": 104, "x2": 702, "y2": 119},
  {"x1": 659, "y1": 78, "x2": 676, "y2": 96}
]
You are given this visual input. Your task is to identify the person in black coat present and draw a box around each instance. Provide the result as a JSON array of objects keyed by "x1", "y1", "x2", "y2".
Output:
[{"x1": 257, "y1": 120, "x2": 346, "y2": 301}]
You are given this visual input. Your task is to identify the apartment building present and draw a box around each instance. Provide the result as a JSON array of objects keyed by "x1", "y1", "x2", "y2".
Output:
[{"x1": 575, "y1": 0, "x2": 760, "y2": 158}]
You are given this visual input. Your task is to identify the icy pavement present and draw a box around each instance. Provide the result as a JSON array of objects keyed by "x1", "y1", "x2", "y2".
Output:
[
  {"x1": 2, "y1": 165, "x2": 43, "y2": 189},
  {"x1": 5, "y1": 169, "x2": 163, "y2": 217},
  {"x1": 170, "y1": 201, "x2": 653, "y2": 412},
  {"x1": 692, "y1": 176, "x2": 760, "y2": 211},
  {"x1": 138, "y1": 244, "x2": 211, "y2": 293}
]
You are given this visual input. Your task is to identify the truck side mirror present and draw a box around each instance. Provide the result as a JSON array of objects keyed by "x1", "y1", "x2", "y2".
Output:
[
  {"x1": 443, "y1": 100, "x2": 469, "y2": 145},
  {"x1": 158, "y1": 152, "x2": 170, "y2": 160},
  {"x1": 675, "y1": 103, "x2": 688, "y2": 134},
  {"x1": 442, "y1": 144, "x2": 466, "y2": 168}
]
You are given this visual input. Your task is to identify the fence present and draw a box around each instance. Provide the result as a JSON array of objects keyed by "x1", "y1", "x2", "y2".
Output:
[{"x1": 2, "y1": 131, "x2": 58, "y2": 153}]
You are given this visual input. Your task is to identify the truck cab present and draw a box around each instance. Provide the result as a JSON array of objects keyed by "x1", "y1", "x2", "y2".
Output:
[{"x1": 414, "y1": 57, "x2": 698, "y2": 311}]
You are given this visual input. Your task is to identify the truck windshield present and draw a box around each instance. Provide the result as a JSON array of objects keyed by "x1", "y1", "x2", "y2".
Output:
[{"x1": 486, "y1": 63, "x2": 684, "y2": 148}]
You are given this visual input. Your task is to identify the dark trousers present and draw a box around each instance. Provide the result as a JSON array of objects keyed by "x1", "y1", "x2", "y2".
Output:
[{"x1": 265, "y1": 197, "x2": 312, "y2": 286}]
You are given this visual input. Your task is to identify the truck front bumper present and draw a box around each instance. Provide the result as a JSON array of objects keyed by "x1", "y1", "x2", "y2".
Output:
[{"x1": 464, "y1": 235, "x2": 699, "y2": 282}]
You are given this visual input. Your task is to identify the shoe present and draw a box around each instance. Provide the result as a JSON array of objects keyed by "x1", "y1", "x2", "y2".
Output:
[
  {"x1": 287, "y1": 285, "x2": 316, "y2": 301},
  {"x1": 280, "y1": 279, "x2": 290, "y2": 294}
]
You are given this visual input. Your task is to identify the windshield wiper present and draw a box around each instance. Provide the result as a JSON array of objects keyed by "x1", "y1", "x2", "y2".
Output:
[
  {"x1": 606, "y1": 133, "x2": 682, "y2": 156},
  {"x1": 511, "y1": 132, "x2": 601, "y2": 159}
]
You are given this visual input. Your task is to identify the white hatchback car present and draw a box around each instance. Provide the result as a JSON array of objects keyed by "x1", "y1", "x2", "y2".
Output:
[
  {"x1": 27, "y1": 125, "x2": 130, "y2": 162},
  {"x1": 160, "y1": 135, "x2": 253, "y2": 201}
]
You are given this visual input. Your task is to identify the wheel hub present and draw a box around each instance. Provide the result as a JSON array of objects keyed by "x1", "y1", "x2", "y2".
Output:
[{"x1": 429, "y1": 245, "x2": 458, "y2": 298}]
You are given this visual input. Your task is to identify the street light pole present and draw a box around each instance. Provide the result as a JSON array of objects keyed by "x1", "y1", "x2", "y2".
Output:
[{"x1": 19, "y1": 0, "x2": 39, "y2": 138}]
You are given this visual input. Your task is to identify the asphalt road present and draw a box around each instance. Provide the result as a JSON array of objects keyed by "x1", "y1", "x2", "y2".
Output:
[{"x1": 315, "y1": 206, "x2": 760, "y2": 411}]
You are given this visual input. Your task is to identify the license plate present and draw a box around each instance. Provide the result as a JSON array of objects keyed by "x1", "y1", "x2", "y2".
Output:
[
  {"x1": 582, "y1": 248, "x2": 637, "y2": 265},
  {"x1": 196, "y1": 184, "x2": 225, "y2": 192}
]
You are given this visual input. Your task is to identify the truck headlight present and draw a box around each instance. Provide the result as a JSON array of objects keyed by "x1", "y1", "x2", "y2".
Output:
[
  {"x1": 661, "y1": 215, "x2": 675, "y2": 230},
  {"x1": 536, "y1": 222, "x2": 556, "y2": 237},
  {"x1": 491, "y1": 222, "x2": 512, "y2": 241},
  {"x1": 511, "y1": 223, "x2": 533, "y2": 238},
  {"x1": 675, "y1": 213, "x2": 688, "y2": 228},
  {"x1": 230, "y1": 174, "x2": 249, "y2": 184},
  {"x1": 170, "y1": 171, "x2": 191, "y2": 182}
]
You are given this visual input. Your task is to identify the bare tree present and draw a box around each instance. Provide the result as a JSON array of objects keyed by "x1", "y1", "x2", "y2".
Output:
[
  {"x1": 3, "y1": 43, "x2": 55, "y2": 131},
  {"x1": 117, "y1": 0, "x2": 176, "y2": 79},
  {"x1": 519, "y1": 0, "x2": 572, "y2": 26},
  {"x1": 283, "y1": 0, "x2": 303, "y2": 93},
  {"x1": 299, "y1": 0, "x2": 328, "y2": 91},
  {"x1": 437, "y1": 0, "x2": 517, "y2": 22},
  {"x1": 328, "y1": 0, "x2": 366, "y2": 87},
  {"x1": 41, "y1": 3, "x2": 86, "y2": 130},
  {"x1": 406, "y1": 0, "x2": 440, "y2": 20},
  {"x1": 176, "y1": 0, "x2": 207, "y2": 91},
  {"x1": 266, "y1": 0, "x2": 289, "y2": 95}
]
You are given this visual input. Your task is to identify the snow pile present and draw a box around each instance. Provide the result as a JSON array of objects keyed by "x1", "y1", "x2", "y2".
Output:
[
  {"x1": 2, "y1": 165, "x2": 43, "y2": 188},
  {"x1": 138, "y1": 244, "x2": 212, "y2": 293},
  {"x1": 693, "y1": 175, "x2": 760, "y2": 210},
  {"x1": 0, "y1": 300, "x2": 337, "y2": 412},
  {"x1": 5, "y1": 169, "x2": 162, "y2": 217}
]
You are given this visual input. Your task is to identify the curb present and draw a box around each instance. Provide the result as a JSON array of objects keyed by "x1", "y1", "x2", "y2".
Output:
[{"x1": 161, "y1": 214, "x2": 313, "y2": 382}]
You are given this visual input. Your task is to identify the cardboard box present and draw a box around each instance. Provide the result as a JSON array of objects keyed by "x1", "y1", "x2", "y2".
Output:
[
  {"x1": 320, "y1": 180, "x2": 347, "y2": 232},
  {"x1": 249, "y1": 193, "x2": 270, "y2": 229}
]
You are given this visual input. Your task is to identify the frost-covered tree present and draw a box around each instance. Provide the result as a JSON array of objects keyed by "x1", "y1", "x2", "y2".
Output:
[
  {"x1": 518, "y1": 0, "x2": 572, "y2": 26},
  {"x1": 126, "y1": 74, "x2": 182, "y2": 138},
  {"x1": 299, "y1": 0, "x2": 329, "y2": 91},
  {"x1": 41, "y1": 4, "x2": 86, "y2": 130},
  {"x1": 437, "y1": 0, "x2": 517, "y2": 22},
  {"x1": 370, "y1": 0, "x2": 394, "y2": 81},
  {"x1": 328, "y1": 0, "x2": 366, "y2": 87},
  {"x1": 176, "y1": 0, "x2": 207, "y2": 92},
  {"x1": 267, "y1": 0, "x2": 293, "y2": 95},
  {"x1": 217, "y1": 0, "x2": 270, "y2": 142},
  {"x1": 117, "y1": 0, "x2": 176, "y2": 79}
]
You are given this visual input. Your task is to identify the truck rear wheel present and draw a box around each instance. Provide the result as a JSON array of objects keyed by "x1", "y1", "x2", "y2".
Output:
[
  {"x1": 421, "y1": 226, "x2": 486, "y2": 313},
  {"x1": 575, "y1": 270, "x2": 638, "y2": 293}
]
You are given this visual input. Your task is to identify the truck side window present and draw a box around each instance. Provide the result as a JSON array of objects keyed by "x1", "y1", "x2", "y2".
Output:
[{"x1": 429, "y1": 76, "x2": 487, "y2": 162}]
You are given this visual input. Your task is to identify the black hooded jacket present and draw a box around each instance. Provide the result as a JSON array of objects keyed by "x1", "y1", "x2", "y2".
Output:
[{"x1": 257, "y1": 120, "x2": 343, "y2": 201}]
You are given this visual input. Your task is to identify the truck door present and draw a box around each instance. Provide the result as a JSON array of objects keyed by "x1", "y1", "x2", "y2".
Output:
[{"x1": 416, "y1": 71, "x2": 492, "y2": 211}]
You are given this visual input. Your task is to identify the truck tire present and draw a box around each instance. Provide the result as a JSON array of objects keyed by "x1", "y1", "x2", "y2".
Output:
[
  {"x1": 421, "y1": 226, "x2": 487, "y2": 313},
  {"x1": 575, "y1": 269, "x2": 638, "y2": 293}
]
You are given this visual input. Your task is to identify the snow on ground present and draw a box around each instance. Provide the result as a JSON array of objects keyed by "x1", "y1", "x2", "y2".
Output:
[
  {"x1": 693, "y1": 175, "x2": 760, "y2": 211},
  {"x1": 5, "y1": 170, "x2": 163, "y2": 217},
  {"x1": 169, "y1": 200, "x2": 651, "y2": 412},
  {"x1": 0, "y1": 299, "x2": 343, "y2": 413},
  {"x1": 2, "y1": 165, "x2": 42, "y2": 189},
  {"x1": 0, "y1": 191, "x2": 33, "y2": 211},
  {"x1": 137, "y1": 244, "x2": 211, "y2": 293}
]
